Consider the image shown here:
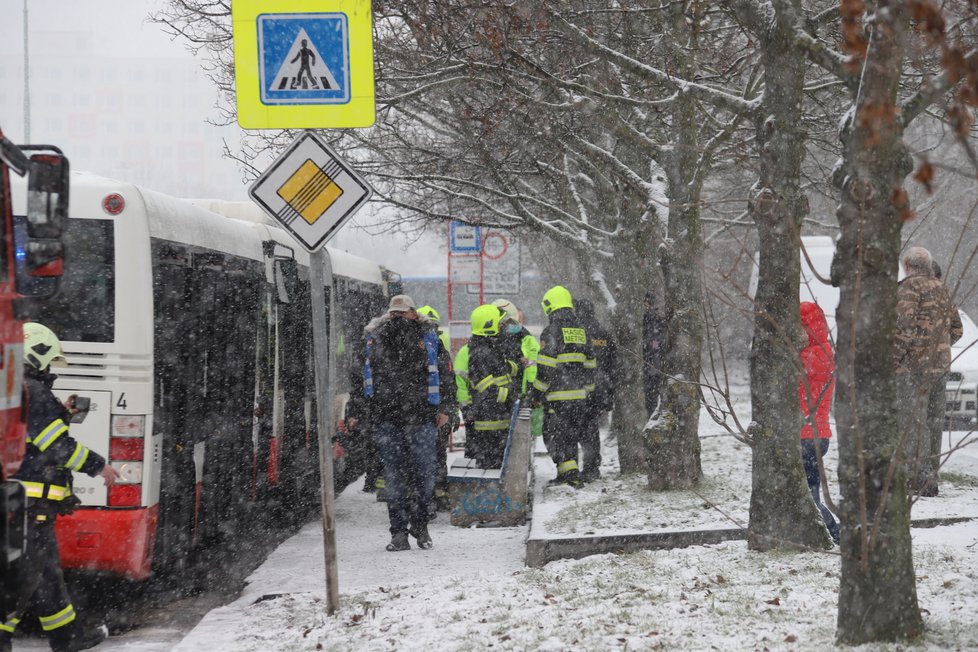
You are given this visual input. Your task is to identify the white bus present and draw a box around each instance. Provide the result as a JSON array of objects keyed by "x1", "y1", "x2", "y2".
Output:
[{"x1": 12, "y1": 172, "x2": 393, "y2": 579}]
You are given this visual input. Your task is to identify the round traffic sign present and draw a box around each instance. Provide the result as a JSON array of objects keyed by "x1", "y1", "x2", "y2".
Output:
[{"x1": 482, "y1": 232, "x2": 508, "y2": 260}]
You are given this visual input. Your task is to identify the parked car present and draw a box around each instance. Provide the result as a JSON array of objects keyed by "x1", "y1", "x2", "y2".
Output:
[{"x1": 946, "y1": 309, "x2": 978, "y2": 427}]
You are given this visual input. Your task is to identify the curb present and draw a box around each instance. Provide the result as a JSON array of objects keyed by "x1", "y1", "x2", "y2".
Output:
[{"x1": 525, "y1": 451, "x2": 978, "y2": 567}]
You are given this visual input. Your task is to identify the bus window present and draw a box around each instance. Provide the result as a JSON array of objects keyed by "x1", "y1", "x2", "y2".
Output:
[{"x1": 18, "y1": 217, "x2": 115, "y2": 342}]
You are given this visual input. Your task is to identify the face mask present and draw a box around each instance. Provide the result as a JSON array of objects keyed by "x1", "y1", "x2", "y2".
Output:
[{"x1": 506, "y1": 323, "x2": 522, "y2": 334}]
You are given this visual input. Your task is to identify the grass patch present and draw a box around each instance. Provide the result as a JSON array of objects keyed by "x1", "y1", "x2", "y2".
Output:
[{"x1": 942, "y1": 471, "x2": 978, "y2": 488}]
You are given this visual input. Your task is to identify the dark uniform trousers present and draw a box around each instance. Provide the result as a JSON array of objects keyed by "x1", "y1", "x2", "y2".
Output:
[
  {"x1": 3, "y1": 514, "x2": 83, "y2": 650},
  {"x1": 544, "y1": 401, "x2": 590, "y2": 475},
  {"x1": 580, "y1": 406, "x2": 604, "y2": 478}
]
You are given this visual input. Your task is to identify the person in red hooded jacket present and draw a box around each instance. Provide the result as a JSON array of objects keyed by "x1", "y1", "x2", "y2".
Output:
[{"x1": 798, "y1": 301, "x2": 840, "y2": 544}]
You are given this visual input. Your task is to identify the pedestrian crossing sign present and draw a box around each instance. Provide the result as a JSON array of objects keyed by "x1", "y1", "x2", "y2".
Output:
[
  {"x1": 260, "y1": 19, "x2": 349, "y2": 105},
  {"x1": 233, "y1": 0, "x2": 375, "y2": 128},
  {"x1": 249, "y1": 131, "x2": 373, "y2": 252}
]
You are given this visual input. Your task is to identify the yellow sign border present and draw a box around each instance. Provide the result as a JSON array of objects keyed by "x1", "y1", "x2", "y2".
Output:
[{"x1": 233, "y1": 0, "x2": 375, "y2": 129}]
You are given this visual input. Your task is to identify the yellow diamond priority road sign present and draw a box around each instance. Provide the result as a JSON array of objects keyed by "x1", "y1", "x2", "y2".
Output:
[
  {"x1": 232, "y1": 0, "x2": 375, "y2": 128},
  {"x1": 249, "y1": 131, "x2": 372, "y2": 252}
]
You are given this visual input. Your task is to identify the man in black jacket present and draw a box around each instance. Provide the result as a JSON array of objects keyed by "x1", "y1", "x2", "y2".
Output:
[
  {"x1": 2, "y1": 323, "x2": 118, "y2": 652},
  {"x1": 347, "y1": 295, "x2": 456, "y2": 551}
]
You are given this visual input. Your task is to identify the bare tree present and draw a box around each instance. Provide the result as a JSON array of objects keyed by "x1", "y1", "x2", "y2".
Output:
[{"x1": 823, "y1": 0, "x2": 978, "y2": 643}]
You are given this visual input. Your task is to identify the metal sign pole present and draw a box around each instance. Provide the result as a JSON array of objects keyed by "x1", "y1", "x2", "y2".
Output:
[
  {"x1": 247, "y1": 128, "x2": 373, "y2": 616},
  {"x1": 310, "y1": 247, "x2": 339, "y2": 614}
]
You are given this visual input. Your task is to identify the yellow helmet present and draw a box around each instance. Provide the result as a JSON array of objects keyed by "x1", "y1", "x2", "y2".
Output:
[
  {"x1": 541, "y1": 285, "x2": 574, "y2": 316},
  {"x1": 491, "y1": 298, "x2": 519, "y2": 323},
  {"x1": 23, "y1": 322, "x2": 67, "y2": 371},
  {"x1": 417, "y1": 305, "x2": 441, "y2": 323},
  {"x1": 471, "y1": 304, "x2": 504, "y2": 337}
]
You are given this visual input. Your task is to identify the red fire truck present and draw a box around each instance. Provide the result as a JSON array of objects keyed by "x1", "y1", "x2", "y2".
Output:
[{"x1": 0, "y1": 126, "x2": 69, "y2": 608}]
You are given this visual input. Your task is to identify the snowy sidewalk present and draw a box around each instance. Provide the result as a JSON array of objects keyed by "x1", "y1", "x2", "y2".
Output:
[
  {"x1": 163, "y1": 424, "x2": 978, "y2": 651},
  {"x1": 172, "y1": 467, "x2": 528, "y2": 651}
]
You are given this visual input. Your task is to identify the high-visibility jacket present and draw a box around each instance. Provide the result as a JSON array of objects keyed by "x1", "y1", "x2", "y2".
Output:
[
  {"x1": 499, "y1": 327, "x2": 540, "y2": 395},
  {"x1": 14, "y1": 371, "x2": 106, "y2": 516},
  {"x1": 454, "y1": 344, "x2": 471, "y2": 407},
  {"x1": 435, "y1": 327, "x2": 450, "y2": 353},
  {"x1": 467, "y1": 336, "x2": 518, "y2": 434},
  {"x1": 531, "y1": 308, "x2": 596, "y2": 404}
]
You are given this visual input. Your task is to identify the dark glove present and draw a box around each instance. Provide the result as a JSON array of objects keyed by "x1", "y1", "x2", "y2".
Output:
[{"x1": 56, "y1": 494, "x2": 82, "y2": 516}]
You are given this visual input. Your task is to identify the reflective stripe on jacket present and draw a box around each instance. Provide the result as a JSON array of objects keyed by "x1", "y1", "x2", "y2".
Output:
[
  {"x1": 14, "y1": 372, "x2": 106, "y2": 511},
  {"x1": 532, "y1": 309, "x2": 596, "y2": 404},
  {"x1": 467, "y1": 336, "x2": 518, "y2": 431}
]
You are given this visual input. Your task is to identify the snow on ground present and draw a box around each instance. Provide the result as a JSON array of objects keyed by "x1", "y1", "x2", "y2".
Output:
[
  {"x1": 14, "y1": 393, "x2": 978, "y2": 651},
  {"x1": 167, "y1": 401, "x2": 978, "y2": 652}
]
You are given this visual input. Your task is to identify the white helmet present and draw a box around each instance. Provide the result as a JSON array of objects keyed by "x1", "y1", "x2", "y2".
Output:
[
  {"x1": 491, "y1": 298, "x2": 519, "y2": 324},
  {"x1": 24, "y1": 322, "x2": 67, "y2": 371}
]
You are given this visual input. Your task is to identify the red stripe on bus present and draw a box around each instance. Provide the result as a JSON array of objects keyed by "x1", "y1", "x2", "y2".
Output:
[{"x1": 268, "y1": 437, "x2": 280, "y2": 485}]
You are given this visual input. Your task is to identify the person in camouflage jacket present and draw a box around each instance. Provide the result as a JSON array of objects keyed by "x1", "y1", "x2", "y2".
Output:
[{"x1": 895, "y1": 247, "x2": 962, "y2": 496}]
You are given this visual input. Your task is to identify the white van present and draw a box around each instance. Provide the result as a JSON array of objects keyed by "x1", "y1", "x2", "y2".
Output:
[
  {"x1": 748, "y1": 235, "x2": 839, "y2": 339},
  {"x1": 946, "y1": 310, "x2": 978, "y2": 425}
]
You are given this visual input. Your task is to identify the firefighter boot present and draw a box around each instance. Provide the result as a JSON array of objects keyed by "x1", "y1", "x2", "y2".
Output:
[
  {"x1": 386, "y1": 531, "x2": 410, "y2": 552},
  {"x1": 547, "y1": 469, "x2": 583, "y2": 489},
  {"x1": 50, "y1": 622, "x2": 108, "y2": 652},
  {"x1": 70, "y1": 625, "x2": 108, "y2": 652},
  {"x1": 0, "y1": 631, "x2": 11, "y2": 652},
  {"x1": 409, "y1": 523, "x2": 433, "y2": 550}
]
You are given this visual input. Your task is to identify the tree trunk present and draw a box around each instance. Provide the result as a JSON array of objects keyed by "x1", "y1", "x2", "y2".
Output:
[
  {"x1": 645, "y1": 3, "x2": 705, "y2": 489},
  {"x1": 610, "y1": 220, "x2": 663, "y2": 474},
  {"x1": 834, "y1": 3, "x2": 922, "y2": 643},
  {"x1": 647, "y1": 223, "x2": 703, "y2": 489},
  {"x1": 747, "y1": 0, "x2": 832, "y2": 552}
]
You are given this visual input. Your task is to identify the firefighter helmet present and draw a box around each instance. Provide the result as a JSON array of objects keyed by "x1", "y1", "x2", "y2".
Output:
[
  {"x1": 491, "y1": 298, "x2": 519, "y2": 323},
  {"x1": 417, "y1": 305, "x2": 441, "y2": 323},
  {"x1": 23, "y1": 322, "x2": 67, "y2": 371},
  {"x1": 471, "y1": 304, "x2": 503, "y2": 337},
  {"x1": 541, "y1": 285, "x2": 574, "y2": 316}
]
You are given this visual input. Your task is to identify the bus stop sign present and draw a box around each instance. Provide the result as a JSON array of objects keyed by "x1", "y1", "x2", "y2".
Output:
[{"x1": 249, "y1": 130, "x2": 372, "y2": 252}]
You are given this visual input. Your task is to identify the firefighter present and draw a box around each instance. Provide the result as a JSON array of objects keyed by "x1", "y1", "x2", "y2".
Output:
[
  {"x1": 416, "y1": 306, "x2": 455, "y2": 511},
  {"x1": 453, "y1": 339, "x2": 474, "y2": 460},
  {"x1": 2, "y1": 323, "x2": 119, "y2": 652},
  {"x1": 492, "y1": 299, "x2": 544, "y2": 438},
  {"x1": 575, "y1": 300, "x2": 617, "y2": 482},
  {"x1": 417, "y1": 306, "x2": 450, "y2": 351},
  {"x1": 467, "y1": 305, "x2": 519, "y2": 468},
  {"x1": 527, "y1": 286, "x2": 596, "y2": 488},
  {"x1": 491, "y1": 298, "x2": 540, "y2": 396}
]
